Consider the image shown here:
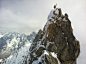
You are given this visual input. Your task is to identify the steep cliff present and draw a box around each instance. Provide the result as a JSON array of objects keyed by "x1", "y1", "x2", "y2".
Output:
[{"x1": 29, "y1": 8, "x2": 80, "y2": 64}]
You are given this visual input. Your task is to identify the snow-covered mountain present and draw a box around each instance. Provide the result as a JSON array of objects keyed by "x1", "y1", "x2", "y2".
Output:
[
  {"x1": 1, "y1": 42, "x2": 31, "y2": 64},
  {"x1": 0, "y1": 30, "x2": 41, "y2": 64},
  {"x1": 0, "y1": 7, "x2": 80, "y2": 64},
  {"x1": 0, "y1": 32, "x2": 36, "y2": 59}
]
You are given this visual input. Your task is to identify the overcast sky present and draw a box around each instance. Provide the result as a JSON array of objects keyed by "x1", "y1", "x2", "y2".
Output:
[{"x1": 0, "y1": 0, "x2": 86, "y2": 63}]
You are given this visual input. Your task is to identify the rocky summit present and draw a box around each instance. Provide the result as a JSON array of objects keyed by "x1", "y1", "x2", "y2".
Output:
[{"x1": 29, "y1": 8, "x2": 80, "y2": 64}]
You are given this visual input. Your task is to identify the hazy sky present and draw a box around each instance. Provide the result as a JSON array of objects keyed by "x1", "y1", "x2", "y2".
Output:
[{"x1": 0, "y1": 0, "x2": 86, "y2": 63}]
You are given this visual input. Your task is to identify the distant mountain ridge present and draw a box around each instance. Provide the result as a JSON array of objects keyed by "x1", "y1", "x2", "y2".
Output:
[{"x1": 0, "y1": 32, "x2": 36, "y2": 59}]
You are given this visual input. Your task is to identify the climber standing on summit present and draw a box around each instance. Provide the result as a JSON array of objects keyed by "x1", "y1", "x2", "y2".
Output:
[{"x1": 54, "y1": 3, "x2": 57, "y2": 9}]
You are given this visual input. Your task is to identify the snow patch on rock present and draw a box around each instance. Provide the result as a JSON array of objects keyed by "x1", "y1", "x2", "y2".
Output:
[{"x1": 50, "y1": 52, "x2": 61, "y2": 64}]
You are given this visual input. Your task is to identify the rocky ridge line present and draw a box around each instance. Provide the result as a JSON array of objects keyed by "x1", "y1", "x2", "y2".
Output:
[{"x1": 28, "y1": 8, "x2": 80, "y2": 64}]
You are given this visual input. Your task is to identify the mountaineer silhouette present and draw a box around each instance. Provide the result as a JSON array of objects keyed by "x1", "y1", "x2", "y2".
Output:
[{"x1": 54, "y1": 3, "x2": 57, "y2": 9}]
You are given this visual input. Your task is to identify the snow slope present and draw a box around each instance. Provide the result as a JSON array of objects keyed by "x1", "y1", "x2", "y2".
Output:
[
  {"x1": 1, "y1": 41, "x2": 31, "y2": 64},
  {"x1": 0, "y1": 33, "x2": 4, "y2": 38}
]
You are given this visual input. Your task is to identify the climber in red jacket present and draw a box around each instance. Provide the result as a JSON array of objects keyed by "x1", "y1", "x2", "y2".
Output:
[{"x1": 54, "y1": 4, "x2": 57, "y2": 9}]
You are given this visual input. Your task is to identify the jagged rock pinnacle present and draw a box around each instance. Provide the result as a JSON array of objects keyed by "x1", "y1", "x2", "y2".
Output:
[{"x1": 29, "y1": 8, "x2": 80, "y2": 64}]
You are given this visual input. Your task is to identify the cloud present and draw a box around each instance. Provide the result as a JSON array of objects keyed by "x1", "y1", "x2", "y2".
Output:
[
  {"x1": 0, "y1": 1, "x2": 85, "y2": 36},
  {"x1": 0, "y1": 0, "x2": 86, "y2": 41},
  {"x1": 0, "y1": 0, "x2": 86, "y2": 34},
  {"x1": 0, "y1": 0, "x2": 52, "y2": 33}
]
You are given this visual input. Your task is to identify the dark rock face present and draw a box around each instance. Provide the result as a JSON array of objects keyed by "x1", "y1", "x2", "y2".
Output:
[
  {"x1": 29, "y1": 29, "x2": 42, "y2": 52},
  {"x1": 33, "y1": 29, "x2": 42, "y2": 42},
  {"x1": 45, "y1": 54, "x2": 58, "y2": 64},
  {"x1": 28, "y1": 8, "x2": 80, "y2": 64}
]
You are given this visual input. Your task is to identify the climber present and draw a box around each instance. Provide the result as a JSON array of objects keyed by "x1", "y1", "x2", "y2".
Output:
[{"x1": 54, "y1": 3, "x2": 57, "y2": 9}]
